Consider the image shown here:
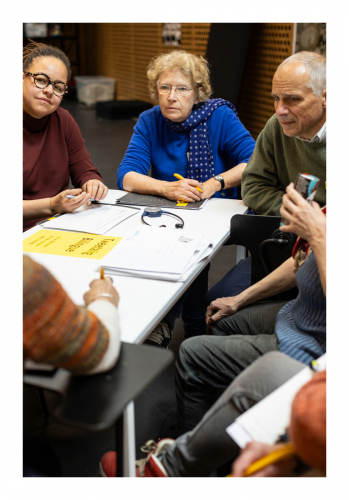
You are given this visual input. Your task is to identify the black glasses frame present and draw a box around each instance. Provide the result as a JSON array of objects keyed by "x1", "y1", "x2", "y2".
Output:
[{"x1": 25, "y1": 72, "x2": 68, "y2": 97}]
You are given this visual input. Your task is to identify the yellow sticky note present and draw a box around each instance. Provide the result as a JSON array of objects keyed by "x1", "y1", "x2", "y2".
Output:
[
  {"x1": 176, "y1": 202, "x2": 188, "y2": 207},
  {"x1": 23, "y1": 230, "x2": 122, "y2": 260}
]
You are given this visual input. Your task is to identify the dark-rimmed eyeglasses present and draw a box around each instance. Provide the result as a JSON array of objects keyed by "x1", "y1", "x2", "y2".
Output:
[
  {"x1": 158, "y1": 84, "x2": 194, "y2": 96},
  {"x1": 25, "y1": 72, "x2": 68, "y2": 97}
]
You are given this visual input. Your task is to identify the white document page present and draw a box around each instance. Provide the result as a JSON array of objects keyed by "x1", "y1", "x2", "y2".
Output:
[
  {"x1": 103, "y1": 224, "x2": 204, "y2": 274},
  {"x1": 103, "y1": 236, "x2": 212, "y2": 282},
  {"x1": 42, "y1": 205, "x2": 139, "y2": 235},
  {"x1": 226, "y1": 354, "x2": 326, "y2": 447}
]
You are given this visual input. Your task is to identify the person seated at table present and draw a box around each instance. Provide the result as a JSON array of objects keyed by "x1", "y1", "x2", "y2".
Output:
[
  {"x1": 232, "y1": 370, "x2": 326, "y2": 477},
  {"x1": 173, "y1": 184, "x2": 326, "y2": 435},
  {"x1": 23, "y1": 40, "x2": 109, "y2": 232},
  {"x1": 100, "y1": 351, "x2": 326, "y2": 477},
  {"x1": 117, "y1": 50, "x2": 255, "y2": 346},
  {"x1": 206, "y1": 51, "x2": 326, "y2": 306},
  {"x1": 23, "y1": 255, "x2": 120, "y2": 374}
]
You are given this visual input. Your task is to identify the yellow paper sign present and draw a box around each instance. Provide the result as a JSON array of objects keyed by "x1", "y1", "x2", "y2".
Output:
[{"x1": 23, "y1": 230, "x2": 122, "y2": 260}]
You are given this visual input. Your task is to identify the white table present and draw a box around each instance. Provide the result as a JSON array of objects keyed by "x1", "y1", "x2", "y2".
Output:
[
  {"x1": 23, "y1": 190, "x2": 247, "y2": 344},
  {"x1": 23, "y1": 189, "x2": 247, "y2": 475}
]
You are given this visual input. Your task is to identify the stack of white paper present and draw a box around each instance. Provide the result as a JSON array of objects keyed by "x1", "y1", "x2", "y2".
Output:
[
  {"x1": 102, "y1": 224, "x2": 213, "y2": 281},
  {"x1": 41, "y1": 204, "x2": 139, "y2": 235}
]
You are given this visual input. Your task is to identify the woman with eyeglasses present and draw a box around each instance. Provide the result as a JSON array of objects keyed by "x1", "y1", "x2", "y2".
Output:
[
  {"x1": 23, "y1": 40, "x2": 109, "y2": 231},
  {"x1": 117, "y1": 50, "x2": 255, "y2": 347}
]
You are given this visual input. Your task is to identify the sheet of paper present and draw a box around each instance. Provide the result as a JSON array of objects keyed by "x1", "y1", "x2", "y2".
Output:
[
  {"x1": 42, "y1": 204, "x2": 139, "y2": 235},
  {"x1": 103, "y1": 225, "x2": 204, "y2": 274},
  {"x1": 23, "y1": 230, "x2": 122, "y2": 260},
  {"x1": 226, "y1": 354, "x2": 326, "y2": 447}
]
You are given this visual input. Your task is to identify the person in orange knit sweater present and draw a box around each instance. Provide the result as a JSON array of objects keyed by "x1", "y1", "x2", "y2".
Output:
[
  {"x1": 23, "y1": 255, "x2": 120, "y2": 374},
  {"x1": 232, "y1": 370, "x2": 326, "y2": 477}
]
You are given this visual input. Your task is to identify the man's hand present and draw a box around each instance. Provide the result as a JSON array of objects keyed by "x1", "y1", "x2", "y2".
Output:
[
  {"x1": 51, "y1": 188, "x2": 91, "y2": 214},
  {"x1": 163, "y1": 178, "x2": 204, "y2": 203},
  {"x1": 206, "y1": 296, "x2": 242, "y2": 325},
  {"x1": 232, "y1": 441, "x2": 297, "y2": 477},
  {"x1": 82, "y1": 180, "x2": 108, "y2": 202},
  {"x1": 83, "y1": 277, "x2": 119, "y2": 308},
  {"x1": 280, "y1": 183, "x2": 326, "y2": 245}
]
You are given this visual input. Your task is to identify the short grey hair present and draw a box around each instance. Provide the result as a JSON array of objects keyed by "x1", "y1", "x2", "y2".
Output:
[{"x1": 277, "y1": 51, "x2": 326, "y2": 98}]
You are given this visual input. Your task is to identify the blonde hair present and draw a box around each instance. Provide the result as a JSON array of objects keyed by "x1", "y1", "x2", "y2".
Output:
[{"x1": 147, "y1": 50, "x2": 212, "y2": 103}]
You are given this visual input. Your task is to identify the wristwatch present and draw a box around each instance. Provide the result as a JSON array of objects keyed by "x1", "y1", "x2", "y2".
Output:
[
  {"x1": 213, "y1": 175, "x2": 225, "y2": 191},
  {"x1": 141, "y1": 207, "x2": 184, "y2": 229}
]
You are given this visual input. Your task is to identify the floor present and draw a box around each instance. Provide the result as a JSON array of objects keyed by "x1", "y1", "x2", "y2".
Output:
[{"x1": 23, "y1": 99, "x2": 237, "y2": 477}]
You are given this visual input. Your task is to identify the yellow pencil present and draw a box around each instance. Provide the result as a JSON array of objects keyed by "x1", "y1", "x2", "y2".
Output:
[
  {"x1": 100, "y1": 267, "x2": 105, "y2": 280},
  {"x1": 174, "y1": 173, "x2": 203, "y2": 193},
  {"x1": 226, "y1": 443, "x2": 296, "y2": 477}
]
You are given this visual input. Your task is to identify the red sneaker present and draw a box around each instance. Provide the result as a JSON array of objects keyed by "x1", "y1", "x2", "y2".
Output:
[
  {"x1": 99, "y1": 439, "x2": 174, "y2": 477},
  {"x1": 99, "y1": 451, "x2": 117, "y2": 477},
  {"x1": 136, "y1": 439, "x2": 174, "y2": 477}
]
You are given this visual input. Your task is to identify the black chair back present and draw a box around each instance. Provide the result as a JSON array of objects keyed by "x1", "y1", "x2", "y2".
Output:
[{"x1": 230, "y1": 214, "x2": 298, "y2": 301}]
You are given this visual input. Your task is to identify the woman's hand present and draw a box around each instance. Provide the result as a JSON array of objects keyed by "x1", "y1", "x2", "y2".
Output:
[
  {"x1": 202, "y1": 177, "x2": 221, "y2": 199},
  {"x1": 163, "y1": 178, "x2": 204, "y2": 203},
  {"x1": 50, "y1": 188, "x2": 91, "y2": 214},
  {"x1": 83, "y1": 277, "x2": 119, "y2": 308},
  {"x1": 279, "y1": 184, "x2": 326, "y2": 245},
  {"x1": 232, "y1": 441, "x2": 297, "y2": 477},
  {"x1": 206, "y1": 295, "x2": 243, "y2": 325},
  {"x1": 82, "y1": 179, "x2": 108, "y2": 201}
]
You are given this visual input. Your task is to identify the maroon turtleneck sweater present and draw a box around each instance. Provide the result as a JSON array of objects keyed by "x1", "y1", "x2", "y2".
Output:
[{"x1": 23, "y1": 107, "x2": 104, "y2": 231}]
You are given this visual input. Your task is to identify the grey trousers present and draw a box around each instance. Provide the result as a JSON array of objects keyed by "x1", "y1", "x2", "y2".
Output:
[
  {"x1": 176, "y1": 301, "x2": 288, "y2": 433},
  {"x1": 162, "y1": 351, "x2": 305, "y2": 477}
]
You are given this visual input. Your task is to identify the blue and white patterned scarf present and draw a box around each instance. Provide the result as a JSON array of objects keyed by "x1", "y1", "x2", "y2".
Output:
[{"x1": 164, "y1": 98, "x2": 238, "y2": 183}]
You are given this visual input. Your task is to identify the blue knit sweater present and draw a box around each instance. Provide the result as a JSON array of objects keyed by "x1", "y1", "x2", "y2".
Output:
[
  {"x1": 117, "y1": 105, "x2": 255, "y2": 199},
  {"x1": 276, "y1": 253, "x2": 326, "y2": 364}
]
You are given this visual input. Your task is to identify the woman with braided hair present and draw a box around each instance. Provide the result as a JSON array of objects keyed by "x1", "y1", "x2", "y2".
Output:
[{"x1": 23, "y1": 40, "x2": 109, "y2": 231}]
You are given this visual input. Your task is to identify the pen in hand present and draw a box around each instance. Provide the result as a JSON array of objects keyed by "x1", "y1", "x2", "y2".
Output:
[
  {"x1": 66, "y1": 194, "x2": 94, "y2": 201},
  {"x1": 100, "y1": 267, "x2": 105, "y2": 280},
  {"x1": 226, "y1": 443, "x2": 296, "y2": 477},
  {"x1": 173, "y1": 173, "x2": 203, "y2": 193}
]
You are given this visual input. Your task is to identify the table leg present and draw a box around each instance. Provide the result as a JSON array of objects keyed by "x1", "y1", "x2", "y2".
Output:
[
  {"x1": 115, "y1": 402, "x2": 136, "y2": 477},
  {"x1": 123, "y1": 402, "x2": 136, "y2": 477}
]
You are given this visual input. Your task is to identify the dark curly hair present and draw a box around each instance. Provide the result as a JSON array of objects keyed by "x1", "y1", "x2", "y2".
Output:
[{"x1": 23, "y1": 39, "x2": 71, "y2": 82}]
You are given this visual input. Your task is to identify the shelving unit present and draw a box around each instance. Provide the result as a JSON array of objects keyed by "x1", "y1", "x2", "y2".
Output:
[{"x1": 23, "y1": 23, "x2": 81, "y2": 79}]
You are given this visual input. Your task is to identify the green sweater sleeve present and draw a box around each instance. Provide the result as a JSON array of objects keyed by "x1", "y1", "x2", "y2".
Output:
[{"x1": 241, "y1": 116, "x2": 284, "y2": 216}]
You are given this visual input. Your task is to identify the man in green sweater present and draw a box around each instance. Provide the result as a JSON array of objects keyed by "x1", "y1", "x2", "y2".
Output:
[
  {"x1": 241, "y1": 51, "x2": 326, "y2": 215},
  {"x1": 206, "y1": 50, "x2": 326, "y2": 303}
]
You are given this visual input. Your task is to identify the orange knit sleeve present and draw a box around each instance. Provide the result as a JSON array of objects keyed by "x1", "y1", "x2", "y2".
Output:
[{"x1": 23, "y1": 255, "x2": 109, "y2": 374}]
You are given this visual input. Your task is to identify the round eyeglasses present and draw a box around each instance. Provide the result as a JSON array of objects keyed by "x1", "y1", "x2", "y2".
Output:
[
  {"x1": 25, "y1": 72, "x2": 68, "y2": 97},
  {"x1": 158, "y1": 84, "x2": 194, "y2": 96}
]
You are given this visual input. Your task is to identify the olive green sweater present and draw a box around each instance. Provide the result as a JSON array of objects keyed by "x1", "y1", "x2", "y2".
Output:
[{"x1": 241, "y1": 114, "x2": 326, "y2": 215}]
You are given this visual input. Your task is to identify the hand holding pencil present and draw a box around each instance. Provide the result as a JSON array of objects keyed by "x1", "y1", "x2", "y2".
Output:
[
  {"x1": 174, "y1": 173, "x2": 203, "y2": 193},
  {"x1": 83, "y1": 268, "x2": 119, "y2": 308},
  {"x1": 230, "y1": 442, "x2": 297, "y2": 477}
]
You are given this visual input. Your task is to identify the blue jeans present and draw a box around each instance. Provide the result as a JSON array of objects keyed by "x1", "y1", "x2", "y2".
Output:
[
  {"x1": 205, "y1": 256, "x2": 251, "y2": 306},
  {"x1": 164, "y1": 264, "x2": 210, "y2": 339}
]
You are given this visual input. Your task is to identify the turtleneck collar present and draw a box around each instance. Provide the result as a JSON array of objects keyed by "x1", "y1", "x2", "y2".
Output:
[{"x1": 23, "y1": 110, "x2": 50, "y2": 133}]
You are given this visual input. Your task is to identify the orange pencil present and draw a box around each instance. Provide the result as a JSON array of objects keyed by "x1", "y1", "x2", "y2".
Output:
[{"x1": 100, "y1": 267, "x2": 105, "y2": 279}]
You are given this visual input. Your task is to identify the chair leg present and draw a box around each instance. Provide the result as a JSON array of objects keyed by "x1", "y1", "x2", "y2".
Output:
[{"x1": 37, "y1": 388, "x2": 49, "y2": 418}]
